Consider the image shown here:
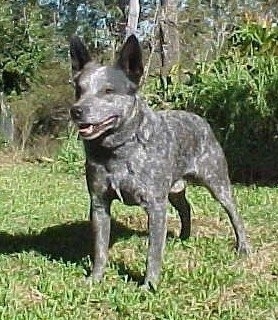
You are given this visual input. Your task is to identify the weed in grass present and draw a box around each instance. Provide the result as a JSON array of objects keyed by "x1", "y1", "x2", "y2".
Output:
[{"x1": 53, "y1": 129, "x2": 84, "y2": 176}]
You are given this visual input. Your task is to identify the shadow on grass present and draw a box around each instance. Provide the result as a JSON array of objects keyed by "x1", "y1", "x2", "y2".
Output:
[
  {"x1": 0, "y1": 219, "x2": 151, "y2": 283},
  {"x1": 0, "y1": 219, "x2": 149, "y2": 260}
]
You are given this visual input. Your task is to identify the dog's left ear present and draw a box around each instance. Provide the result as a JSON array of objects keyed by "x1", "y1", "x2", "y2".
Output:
[
  {"x1": 116, "y1": 35, "x2": 144, "y2": 85},
  {"x1": 70, "y1": 35, "x2": 91, "y2": 73}
]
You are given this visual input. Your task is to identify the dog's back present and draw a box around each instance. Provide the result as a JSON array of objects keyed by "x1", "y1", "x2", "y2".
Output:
[{"x1": 154, "y1": 109, "x2": 227, "y2": 184}]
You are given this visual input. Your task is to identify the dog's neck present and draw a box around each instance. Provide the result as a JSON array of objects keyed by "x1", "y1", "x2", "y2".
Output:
[
  {"x1": 83, "y1": 95, "x2": 161, "y2": 159},
  {"x1": 102, "y1": 95, "x2": 142, "y2": 148}
]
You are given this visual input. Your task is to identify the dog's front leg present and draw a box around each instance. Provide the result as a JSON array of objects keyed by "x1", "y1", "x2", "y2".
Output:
[
  {"x1": 144, "y1": 200, "x2": 167, "y2": 289},
  {"x1": 89, "y1": 194, "x2": 111, "y2": 282}
]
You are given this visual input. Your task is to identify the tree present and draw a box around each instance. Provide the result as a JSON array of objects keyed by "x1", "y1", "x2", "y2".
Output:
[
  {"x1": 126, "y1": 0, "x2": 140, "y2": 39},
  {"x1": 159, "y1": 0, "x2": 179, "y2": 76},
  {"x1": 0, "y1": 1, "x2": 55, "y2": 95}
]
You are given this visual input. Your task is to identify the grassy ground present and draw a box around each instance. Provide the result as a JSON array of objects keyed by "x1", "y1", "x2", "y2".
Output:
[{"x1": 0, "y1": 162, "x2": 277, "y2": 319}]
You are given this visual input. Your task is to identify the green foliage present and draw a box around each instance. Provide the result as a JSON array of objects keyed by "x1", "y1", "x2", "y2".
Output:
[
  {"x1": 53, "y1": 128, "x2": 85, "y2": 175},
  {"x1": 191, "y1": 56, "x2": 277, "y2": 181},
  {"x1": 230, "y1": 14, "x2": 278, "y2": 56},
  {"x1": 9, "y1": 62, "x2": 73, "y2": 150},
  {"x1": 0, "y1": 1, "x2": 55, "y2": 95}
]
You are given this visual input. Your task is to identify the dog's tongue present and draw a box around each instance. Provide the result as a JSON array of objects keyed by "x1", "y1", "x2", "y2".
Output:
[{"x1": 79, "y1": 125, "x2": 93, "y2": 135}]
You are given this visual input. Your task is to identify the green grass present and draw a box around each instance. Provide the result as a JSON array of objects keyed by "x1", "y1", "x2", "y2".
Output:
[{"x1": 0, "y1": 162, "x2": 277, "y2": 319}]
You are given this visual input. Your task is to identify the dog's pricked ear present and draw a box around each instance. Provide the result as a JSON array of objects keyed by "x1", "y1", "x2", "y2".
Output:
[
  {"x1": 116, "y1": 35, "x2": 144, "y2": 85},
  {"x1": 70, "y1": 35, "x2": 91, "y2": 73}
]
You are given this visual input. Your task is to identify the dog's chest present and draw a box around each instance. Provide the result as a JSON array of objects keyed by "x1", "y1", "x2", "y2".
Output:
[
  {"x1": 106, "y1": 156, "x2": 152, "y2": 205},
  {"x1": 87, "y1": 143, "x2": 173, "y2": 205}
]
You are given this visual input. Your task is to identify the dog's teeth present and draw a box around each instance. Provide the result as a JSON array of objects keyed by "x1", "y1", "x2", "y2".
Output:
[
  {"x1": 110, "y1": 179, "x2": 123, "y2": 202},
  {"x1": 115, "y1": 187, "x2": 123, "y2": 202},
  {"x1": 79, "y1": 125, "x2": 93, "y2": 135}
]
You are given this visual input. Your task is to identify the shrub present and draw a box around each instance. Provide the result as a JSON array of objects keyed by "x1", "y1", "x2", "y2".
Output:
[
  {"x1": 53, "y1": 127, "x2": 84, "y2": 176},
  {"x1": 9, "y1": 62, "x2": 73, "y2": 150}
]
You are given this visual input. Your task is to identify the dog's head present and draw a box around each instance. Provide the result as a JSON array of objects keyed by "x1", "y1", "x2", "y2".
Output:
[{"x1": 70, "y1": 35, "x2": 144, "y2": 140}]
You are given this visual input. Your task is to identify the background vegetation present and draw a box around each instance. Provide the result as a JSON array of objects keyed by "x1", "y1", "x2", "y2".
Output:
[{"x1": 0, "y1": 0, "x2": 277, "y2": 183}]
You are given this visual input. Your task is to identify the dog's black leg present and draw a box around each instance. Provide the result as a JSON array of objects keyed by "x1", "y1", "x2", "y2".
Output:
[
  {"x1": 204, "y1": 177, "x2": 251, "y2": 255},
  {"x1": 168, "y1": 190, "x2": 191, "y2": 240},
  {"x1": 89, "y1": 195, "x2": 111, "y2": 281},
  {"x1": 144, "y1": 201, "x2": 167, "y2": 289}
]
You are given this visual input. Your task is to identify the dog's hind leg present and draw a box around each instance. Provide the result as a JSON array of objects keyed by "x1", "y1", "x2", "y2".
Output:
[
  {"x1": 169, "y1": 181, "x2": 191, "y2": 240},
  {"x1": 206, "y1": 180, "x2": 251, "y2": 254},
  {"x1": 199, "y1": 162, "x2": 251, "y2": 255}
]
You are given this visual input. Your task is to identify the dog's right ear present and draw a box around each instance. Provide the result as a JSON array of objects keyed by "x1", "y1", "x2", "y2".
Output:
[
  {"x1": 116, "y1": 35, "x2": 143, "y2": 85},
  {"x1": 70, "y1": 36, "x2": 91, "y2": 73}
]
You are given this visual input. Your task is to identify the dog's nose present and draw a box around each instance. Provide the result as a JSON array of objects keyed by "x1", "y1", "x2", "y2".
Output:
[{"x1": 70, "y1": 106, "x2": 83, "y2": 120}]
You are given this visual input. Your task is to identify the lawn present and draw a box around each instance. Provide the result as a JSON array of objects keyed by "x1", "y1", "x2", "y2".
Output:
[{"x1": 0, "y1": 161, "x2": 277, "y2": 319}]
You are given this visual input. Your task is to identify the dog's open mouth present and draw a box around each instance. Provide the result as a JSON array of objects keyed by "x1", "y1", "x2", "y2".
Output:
[{"x1": 78, "y1": 116, "x2": 118, "y2": 139}]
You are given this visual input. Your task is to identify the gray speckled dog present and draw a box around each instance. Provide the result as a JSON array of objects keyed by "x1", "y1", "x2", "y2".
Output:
[{"x1": 70, "y1": 35, "x2": 251, "y2": 288}]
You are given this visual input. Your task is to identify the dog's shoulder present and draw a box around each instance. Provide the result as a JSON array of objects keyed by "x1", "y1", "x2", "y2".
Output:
[{"x1": 157, "y1": 109, "x2": 211, "y2": 131}]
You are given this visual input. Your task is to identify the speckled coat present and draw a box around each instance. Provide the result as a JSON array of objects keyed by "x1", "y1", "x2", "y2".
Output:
[{"x1": 70, "y1": 35, "x2": 251, "y2": 289}]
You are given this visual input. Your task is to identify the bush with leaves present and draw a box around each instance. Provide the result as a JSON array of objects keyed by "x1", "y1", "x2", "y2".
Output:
[
  {"x1": 9, "y1": 62, "x2": 73, "y2": 150},
  {"x1": 0, "y1": 1, "x2": 55, "y2": 95},
  {"x1": 53, "y1": 128, "x2": 85, "y2": 176}
]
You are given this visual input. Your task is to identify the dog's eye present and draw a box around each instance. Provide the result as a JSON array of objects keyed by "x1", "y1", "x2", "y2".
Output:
[{"x1": 105, "y1": 88, "x2": 114, "y2": 94}]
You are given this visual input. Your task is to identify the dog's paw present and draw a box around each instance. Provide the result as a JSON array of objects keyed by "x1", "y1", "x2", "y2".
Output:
[
  {"x1": 236, "y1": 242, "x2": 252, "y2": 256},
  {"x1": 140, "y1": 280, "x2": 158, "y2": 292}
]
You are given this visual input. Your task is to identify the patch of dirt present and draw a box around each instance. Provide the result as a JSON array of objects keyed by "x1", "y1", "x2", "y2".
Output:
[
  {"x1": 231, "y1": 241, "x2": 278, "y2": 282},
  {"x1": 0, "y1": 150, "x2": 23, "y2": 167},
  {"x1": 7, "y1": 283, "x2": 46, "y2": 307},
  {"x1": 0, "y1": 150, "x2": 56, "y2": 168},
  {"x1": 205, "y1": 281, "x2": 254, "y2": 312}
]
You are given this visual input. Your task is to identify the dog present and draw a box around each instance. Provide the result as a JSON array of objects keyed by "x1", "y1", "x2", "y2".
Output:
[{"x1": 69, "y1": 34, "x2": 251, "y2": 289}]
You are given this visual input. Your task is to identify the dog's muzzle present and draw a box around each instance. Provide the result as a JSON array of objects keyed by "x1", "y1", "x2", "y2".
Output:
[{"x1": 70, "y1": 105, "x2": 118, "y2": 139}]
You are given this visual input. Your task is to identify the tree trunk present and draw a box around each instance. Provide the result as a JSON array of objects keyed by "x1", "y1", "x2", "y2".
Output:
[
  {"x1": 0, "y1": 93, "x2": 15, "y2": 143},
  {"x1": 159, "y1": 0, "x2": 179, "y2": 76},
  {"x1": 126, "y1": 0, "x2": 140, "y2": 39}
]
